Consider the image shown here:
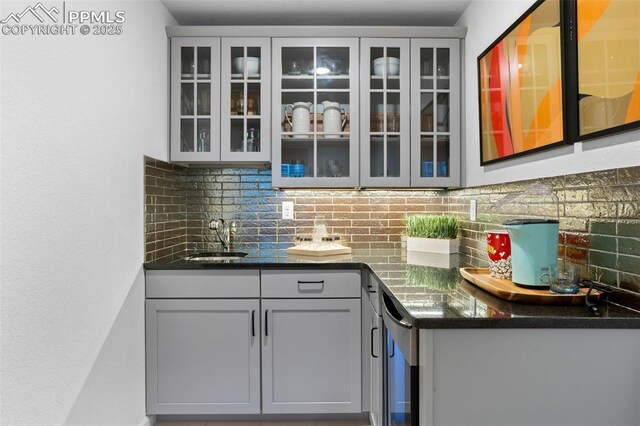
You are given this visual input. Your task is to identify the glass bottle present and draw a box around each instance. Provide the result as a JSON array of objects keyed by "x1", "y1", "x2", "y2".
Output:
[
  {"x1": 198, "y1": 128, "x2": 209, "y2": 152},
  {"x1": 246, "y1": 128, "x2": 258, "y2": 152}
]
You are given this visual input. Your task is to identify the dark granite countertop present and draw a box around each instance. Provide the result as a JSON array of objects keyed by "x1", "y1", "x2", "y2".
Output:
[{"x1": 144, "y1": 248, "x2": 640, "y2": 329}]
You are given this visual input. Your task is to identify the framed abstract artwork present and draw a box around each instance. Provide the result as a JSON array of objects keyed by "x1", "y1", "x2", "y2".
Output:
[
  {"x1": 478, "y1": 0, "x2": 566, "y2": 165},
  {"x1": 576, "y1": 0, "x2": 640, "y2": 140}
]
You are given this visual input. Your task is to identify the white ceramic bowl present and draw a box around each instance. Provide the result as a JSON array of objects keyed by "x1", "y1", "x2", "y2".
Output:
[
  {"x1": 233, "y1": 57, "x2": 260, "y2": 74},
  {"x1": 372, "y1": 57, "x2": 400, "y2": 76}
]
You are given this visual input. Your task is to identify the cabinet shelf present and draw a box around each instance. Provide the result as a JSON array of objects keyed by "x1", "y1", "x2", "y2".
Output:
[
  {"x1": 370, "y1": 133, "x2": 402, "y2": 138},
  {"x1": 231, "y1": 73, "x2": 261, "y2": 80},
  {"x1": 369, "y1": 89, "x2": 401, "y2": 94},
  {"x1": 280, "y1": 89, "x2": 315, "y2": 93},
  {"x1": 282, "y1": 134, "x2": 351, "y2": 142},
  {"x1": 281, "y1": 89, "x2": 351, "y2": 93},
  {"x1": 281, "y1": 74, "x2": 351, "y2": 80},
  {"x1": 420, "y1": 89, "x2": 451, "y2": 93},
  {"x1": 230, "y1": 115, "x2": 262, "y2": 119},
  {"x1": 181, "y1": 73, "x2": 212, "y2": 80},
  {"x1": 282, "y1": 74, "x2": 315, "y2": 79},
  {"x1": 317, "y1": 74, "x2": 350, "y2": 79},
  {"x1": 420, "y1": 131, "x2": 450, "y2": 136}
]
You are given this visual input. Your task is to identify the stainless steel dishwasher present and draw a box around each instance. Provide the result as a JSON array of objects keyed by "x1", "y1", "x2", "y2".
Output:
[{"x1": 381, "y1": 291, "x2": 418, "y2": 426}]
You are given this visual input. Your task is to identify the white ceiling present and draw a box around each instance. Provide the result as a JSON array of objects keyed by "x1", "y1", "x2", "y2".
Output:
[{"x1": 161, "y1": 0, "x2": 473, "y2": 26}]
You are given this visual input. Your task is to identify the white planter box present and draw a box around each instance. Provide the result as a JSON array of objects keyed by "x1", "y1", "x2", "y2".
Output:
[
  {"x1": 406, "y1": 251, "x2": 460, "y2": 268},
  {"x1": 406, "y1": 237, "x2": 459, "y2": 254}
]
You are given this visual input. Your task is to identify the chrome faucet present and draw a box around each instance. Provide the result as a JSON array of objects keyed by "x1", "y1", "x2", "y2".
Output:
[{"x1": 209, "y1": 218, "x2": 235, "y2": 252}]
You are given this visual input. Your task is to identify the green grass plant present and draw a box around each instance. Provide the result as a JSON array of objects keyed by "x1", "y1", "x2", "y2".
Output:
[{"x1": 405, "y1": 214, "x2": 458, "y2": 239}]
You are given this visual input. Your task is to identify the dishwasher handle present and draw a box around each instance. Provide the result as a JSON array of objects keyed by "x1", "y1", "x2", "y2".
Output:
[
  {"x1": 382, "y1": 292, "x2": 412, "y2": 329},
  {"x1": 382, "y1": 292, "x2": 418, "y2": 366}
]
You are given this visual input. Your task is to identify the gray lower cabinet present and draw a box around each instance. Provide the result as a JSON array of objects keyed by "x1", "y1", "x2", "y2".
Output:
[
  {"x1": 261, "y1": 298, "x2": 362, "y2": 414},
  {"x1": 419, "y1": 329, "x2": 640, "y2": 425},
  {"x1": 145, "y1": 268, "x2": 361, "y2": 416},
  {"x1": 146, "y1": 298, "x2": 261, "y2": 415}
]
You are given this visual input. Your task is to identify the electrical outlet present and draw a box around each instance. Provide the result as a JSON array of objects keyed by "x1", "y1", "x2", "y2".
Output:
[
  {"x1": 282, "y1": 201, "x2": 294, "y2": 220},
  {"x1": 470, "y1": 199, "x2": 477, "y2": 222}
]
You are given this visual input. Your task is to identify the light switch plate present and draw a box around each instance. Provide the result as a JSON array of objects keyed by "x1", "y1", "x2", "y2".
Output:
[
  {"x1": 470, "y1": 199, "x2": 477, "y2": 222},
  {"x1": 282, "y1": 201, "x2": 294, "y2": 220}
]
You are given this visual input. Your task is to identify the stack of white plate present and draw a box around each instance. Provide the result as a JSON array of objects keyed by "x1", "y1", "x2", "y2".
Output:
[
  {"x1": 372, "y1": 57, "x2": 400, "y2": 76},
  {"x1": 233, "y1": 57, "x2": 260, "y2": 74}
]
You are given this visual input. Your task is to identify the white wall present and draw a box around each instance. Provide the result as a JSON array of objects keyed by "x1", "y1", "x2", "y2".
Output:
[
  {"x1": 0, "y1": 1, "x2": 175, "y2": 424},
  {"x1": 457, "y1": 0, "x2": 640, "y2": 187}
]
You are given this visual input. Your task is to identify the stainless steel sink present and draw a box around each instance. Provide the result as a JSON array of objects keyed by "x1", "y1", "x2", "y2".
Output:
[{"x1": 184, "y1": 251, "x2": 248, "y2": 261}]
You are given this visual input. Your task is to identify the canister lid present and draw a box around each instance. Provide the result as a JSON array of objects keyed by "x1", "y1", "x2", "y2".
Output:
[{"x1": 503, "y1": 219, "x2": 559, "y2": 225}]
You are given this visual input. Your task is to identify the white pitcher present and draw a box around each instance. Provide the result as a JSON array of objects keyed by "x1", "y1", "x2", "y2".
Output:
[
  {"x1": 284, "y1": 102, "x2": 312, "y2": 138},
  {"x1": 322, "y1": 101, "x2": 347, "y2": 138}
]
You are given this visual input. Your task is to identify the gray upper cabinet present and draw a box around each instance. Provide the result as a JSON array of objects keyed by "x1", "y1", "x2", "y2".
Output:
[
  {"x1": 171, "y1": 37, "x2": 221, "y2": 162},
  {"x1": 221, "y1": 38, "x2": 271, "y2": 162},
  {"x1": 360, "y1": 38, "x2": 411, "y2": 187},
  {"x1": 167, "y1": 29, "x2": 463, "y2": 187},
  {"x1": 271, "y1": 38, "x2": 360, "y2": 188},
  {"x1": 410, "y1": 39, "x2": 460, "y2": 187},
  {"x1": 146, "y1": 298, "x2": 261, "y2": 415}
]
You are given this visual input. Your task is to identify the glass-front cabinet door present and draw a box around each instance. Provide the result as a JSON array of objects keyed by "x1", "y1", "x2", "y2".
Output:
[
  {"x1": 360, "y1": 39, "x2": 410, "y2": 187},
  {"x1": 272, "y1": 39, "x2": 359, "y2": 188},
  {"x1": 410, "y1": 39, "x2": 460, "y2": 187},
  {"x1": 171, "y1": 37, "x2": 221, "y2": 162},
  {"x1": 221, "y1": 38, "x2": 271, "y2": 161}
]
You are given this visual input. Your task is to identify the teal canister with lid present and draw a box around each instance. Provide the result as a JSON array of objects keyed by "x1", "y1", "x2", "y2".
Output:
[{"x1": 502, "y1": 219, "x2": 559, "y2": 288}]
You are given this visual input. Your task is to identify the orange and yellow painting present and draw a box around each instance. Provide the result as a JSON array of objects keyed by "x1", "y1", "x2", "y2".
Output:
[
  {"x1": 479, "y1": 0, "x2": 564, "y2": 164},
  {"x1": 578, "y1": 0, "x2": 640, "y2": 137}
]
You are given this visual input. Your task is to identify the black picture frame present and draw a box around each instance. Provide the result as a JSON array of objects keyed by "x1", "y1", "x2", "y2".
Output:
[
  {"x1": 571, "y1": 0, "x2": 640, "y2": 142},
  {"x1": 478, "y1": 0, "x2": 569, "y2": 166},
  {"x1": 478, "y1": 0, "x2": 640, "y2": 166}
]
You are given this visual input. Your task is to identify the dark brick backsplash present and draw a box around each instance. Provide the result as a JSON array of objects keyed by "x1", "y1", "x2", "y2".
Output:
[
  {"x1": 449, "y1": 166, "x2": 640, "y2": 295},
  {"x1": 183, "y1": 166, "x2": 447, "y2": 252},
  {"x1": 144, "y1": 157, "x2": 187, "y2": 262},
  {"x1": 145, "y1": 157, "x2": 640, "y2": 297}
]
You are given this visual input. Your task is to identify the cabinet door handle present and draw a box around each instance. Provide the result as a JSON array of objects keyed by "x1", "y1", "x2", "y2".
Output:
[
  {"x1": 264, "y1": 309, "x2": 269, "y2": 337},
  {"x1": 297, "y1": 280, "x2": 325, "y2": 292},
  {"x1": 251, "y1": 310, "x2": 255, "y2": 337},
  {"x1": 370, "y1": 326, "x2": 378, "y2": 358}
]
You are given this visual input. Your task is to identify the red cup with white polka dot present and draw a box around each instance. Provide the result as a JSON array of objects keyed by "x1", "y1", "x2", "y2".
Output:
[{"x1": 485, "y1": 230, "x2": 512, "y2": 279}]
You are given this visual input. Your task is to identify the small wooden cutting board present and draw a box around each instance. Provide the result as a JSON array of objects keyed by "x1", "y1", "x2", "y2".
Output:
[
  {"x1": 287, "y1": 245, "x2": 352, "y2": 257},
  {"x1": 460, "y1": 267, "x2": 597, "y2": 305}
]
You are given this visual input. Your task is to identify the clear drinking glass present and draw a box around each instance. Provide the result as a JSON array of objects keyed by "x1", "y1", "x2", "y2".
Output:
[
  {"x1": 542, "y1": 265, "x2": 580, "y2": 294},
  {"x1": 312, "y1": 216, "x2": 329, "y2": 243}
]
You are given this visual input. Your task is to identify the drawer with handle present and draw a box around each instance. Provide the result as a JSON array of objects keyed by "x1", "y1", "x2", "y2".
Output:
[
  {"x1": 146, "y1": 269, "x2": 260, "y2": 298},
  {"x1": 261, "y1": 269, "x2": 361, "y2": 298}
]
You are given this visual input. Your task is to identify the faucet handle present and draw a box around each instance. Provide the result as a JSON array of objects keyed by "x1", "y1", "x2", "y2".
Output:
[{"x1": 209, "y1": 218, "x2": 222, "y2": 230}]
